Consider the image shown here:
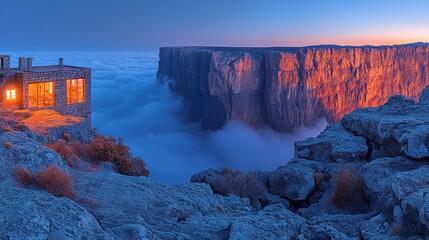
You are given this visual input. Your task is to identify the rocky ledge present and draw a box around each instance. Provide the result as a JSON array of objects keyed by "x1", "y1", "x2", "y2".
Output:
[
  {"x1": 4, "y1": 87, "x2": 429, "y2": 239},
  {"x1": 192, "y1": 86, "x2": 429, "y2": 239},
  {"x1": 157, "y1": 44, "x2": 429, "y2": 132}
]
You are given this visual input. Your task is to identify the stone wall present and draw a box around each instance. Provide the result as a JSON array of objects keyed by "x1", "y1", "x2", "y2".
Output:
[{"x1": 20, "y1": 68, "x2": 91, "y2": 121}]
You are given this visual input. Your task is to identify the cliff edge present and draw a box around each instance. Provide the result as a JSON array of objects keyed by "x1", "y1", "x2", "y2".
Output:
[{"x1": 157, "y1": 44, "x2": 429, "y2": 132}]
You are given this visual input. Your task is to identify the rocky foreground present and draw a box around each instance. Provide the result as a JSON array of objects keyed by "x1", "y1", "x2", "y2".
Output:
[
  {"x1": 3, "y1": 87, "x2": 429, "y2": 239},
  {"x1": 157, "y1": 44, "x2": 429, "y2": 132}
]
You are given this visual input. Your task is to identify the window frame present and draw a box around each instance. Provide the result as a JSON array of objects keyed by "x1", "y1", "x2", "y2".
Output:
[
  {"x1": 6, "y1": 89, "x2": 16, "y2": 100},
  {"x1": 27, "y1": 81, "x2": 55, "y2": 108},
  {"x1": 66, "y1": 78, "x2": 85, "y2": 104}
]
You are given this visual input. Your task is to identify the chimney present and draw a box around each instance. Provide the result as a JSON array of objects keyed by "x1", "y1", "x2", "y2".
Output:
[
  {"x1": 18, "y1": 57, "x2": 25, "y2": 70},
  {"x1": 0, "y1": 55, "x2": 10, "y2": 70},
  {"x1": 18, "y1": 57, "x2": 33, "y2": 70},
  {"x1": 26, "y1": 58, "x2": 33, "y2": 69},
  {"x1": 59, "y1": 58, "x2": 64, "y2": 67}
]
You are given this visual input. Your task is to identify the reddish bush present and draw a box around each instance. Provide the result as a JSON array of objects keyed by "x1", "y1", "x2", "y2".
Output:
[
  {"x1": 15, "y1": 165, "x2": 76, "y2": 200},
  {"x1": 331, "y1": 163, "x2": 366, "y2": 209},
  {"x1": 212, "y1": 168, "x2": 265, "y2": 199},
  {"x1": 15, "y1": 167, "x2": 33, "y2": 185},
  {"x1": 87, "y1": 134, "x2": 149, "y2": 176},
  {"x1": 131, "y1": 157, "x2": 150, "y2": 177},
  {"x1": 0, "y1": 110, "x2": 27, "y2": 132},
  {"x1": 69, "y1": 141, "x2": 89, "y2": 159},
  {"x1": 46, "y1": 140, "x2": 88, "y2": 167},
  {"x1": 33, "y1": 165, "x2": 76, "y2": 200},
  {"x1": 47, "y1": 133, "x2": 149, "y2": 176},
  {"x1": 4, "y1": 141, "x2": 13, "y2": 149},
  {"x1": 47, "y1": 140, "x2": 78, "y2": 166}
]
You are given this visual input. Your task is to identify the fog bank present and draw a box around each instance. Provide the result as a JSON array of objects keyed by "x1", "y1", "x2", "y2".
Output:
[{"x1": 9, "y1": 52, "x2": 327, "y2": 183}]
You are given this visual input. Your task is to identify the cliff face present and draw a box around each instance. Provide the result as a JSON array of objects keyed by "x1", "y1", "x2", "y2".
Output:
[{"x1": 157, "y1": 44, "x2": 429, "y2": 132}]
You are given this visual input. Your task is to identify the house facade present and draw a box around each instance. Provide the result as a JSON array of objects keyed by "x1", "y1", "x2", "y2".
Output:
[{"x1": 0, "y1": 55, "x2": 91, "y2": 119}]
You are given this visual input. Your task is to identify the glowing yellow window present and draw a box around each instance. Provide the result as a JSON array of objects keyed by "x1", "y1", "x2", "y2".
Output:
[
  {"x1": 6, "y1": 89, "x2": 16, "y2": 100},
  {"x1": 67, "y1": 78, "x2": 85, "y2": 104},
  {"x1": 28, "y1": 82, "x2": 54, "y2": 108}
]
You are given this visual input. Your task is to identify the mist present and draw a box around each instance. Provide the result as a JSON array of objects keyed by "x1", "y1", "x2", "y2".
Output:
[{"x1": 8, "y1": 52, "x2": 327, "y2": 183}]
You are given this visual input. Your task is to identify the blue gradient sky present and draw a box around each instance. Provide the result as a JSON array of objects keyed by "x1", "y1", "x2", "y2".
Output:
[{"x1": 0, "y1": 0, "x2": 428, "y2": 51}]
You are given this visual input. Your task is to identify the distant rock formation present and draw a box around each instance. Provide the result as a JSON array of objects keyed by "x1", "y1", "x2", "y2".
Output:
[{"x1": 157, "y1": 44, "x2": 429, "y2": 132}]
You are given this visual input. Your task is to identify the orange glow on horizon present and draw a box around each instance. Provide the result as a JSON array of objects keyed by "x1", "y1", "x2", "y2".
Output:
[
  {"x1": 220, "y1": 27, "x2": 429, "y2": 48},
  {"x1": 268, "y1": 35, "x2": 429, "y2": 48},
  {"x1": 276, "y1": 28, "x2": 429, "y2": 47}
]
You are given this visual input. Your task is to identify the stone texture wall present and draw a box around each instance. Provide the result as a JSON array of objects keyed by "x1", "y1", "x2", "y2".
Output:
[
  {"x1": 158, "y1": 45, "x2": 429, "y2": 132},
  {"x1": 21, "y1": 68, "x2": 91, "y2": 121}
]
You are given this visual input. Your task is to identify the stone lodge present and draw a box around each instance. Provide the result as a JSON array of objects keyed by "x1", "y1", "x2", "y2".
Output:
[{"x1": 0, "y1": 55, "x2": 91, "y2": 119}]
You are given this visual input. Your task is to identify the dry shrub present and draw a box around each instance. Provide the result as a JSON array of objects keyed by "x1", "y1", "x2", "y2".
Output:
[
  {"x1": 69, "y1": 141, "x2": 89, "y2": 159},
  {"x1": 0, "y1": 111, "x2": 25, "y2": 132},
  {"x1": 87, "y1": 134, "x2": 149, "y2": 176},
  {"x1": 211, "y1": 168, "x2": 265, "y2": 199},
  {"x1": 1, "y1": 124, "x2": 13, "y2": 132},
  {"x1": 63, "y1": 132, "x2": 71, "y2": 142},
  {"x1": 33, "y1": 165, "x2": 76, "y2": 200},
  {"x1": 47, "y1": 140, "x2": 78, "y2": 166},
  {"x1": 4, "y1": 141, "x2": 13, "y2": 149},
  {"x1": 15, "y1": 165, "x2": 76, "y2": 200},
  {"x1": 47, "y1": 133, "x2": 149, "y2": 177},
  {"x1": 131, "y1": 157, "x2": 150, "y2": 176},
  {"x1": 313, "y1": 172, "x2": 323, "y2": 189},
  {"x1": 15, "y1": 167, "x2": 33, "y2": 185},
  {"x1": 46, "y1": 140, "x2": 88, "y2": 167},
  {"x1": 331, "y1": 163, "x2": 366, "y2": 209}
]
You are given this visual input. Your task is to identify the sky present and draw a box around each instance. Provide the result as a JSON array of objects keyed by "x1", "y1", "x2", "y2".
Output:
[{"x1": 0, "y1": 0, "x2": 428, "y2": 51}]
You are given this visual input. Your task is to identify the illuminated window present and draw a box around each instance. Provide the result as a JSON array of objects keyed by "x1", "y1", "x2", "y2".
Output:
[
  {"x1": 67, "y1": 78, "x2": 85, "y2": 104},
  {"x1": 6, "y1": 89, "x2": 16, "y2": 100},
  {"x1": 28, "y1": 82, "x2": 54, "y2": 108}
]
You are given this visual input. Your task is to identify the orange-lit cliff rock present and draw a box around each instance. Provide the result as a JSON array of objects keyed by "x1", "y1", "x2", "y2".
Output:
[{"x1": 157, "y1": 44, "x2": 429, "y2": 132}]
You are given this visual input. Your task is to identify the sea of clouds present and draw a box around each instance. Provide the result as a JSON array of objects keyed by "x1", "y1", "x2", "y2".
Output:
[{"x1": 9, "y1": 52, "x2": 327, "y2": 183}]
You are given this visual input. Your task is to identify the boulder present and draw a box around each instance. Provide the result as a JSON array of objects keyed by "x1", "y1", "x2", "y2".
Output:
[
  {"x1": 0, "y1": 186, "x2": 109, "y2": 239},
  {"x1": 269, "y1": 164, "x2": 315, "y2": 201},
  {"x1": 297, "y1": 223, "x2": 356, "y2": 240},
  {"x1": 190, "y1": 168, "x2": 223, "y2": 186},
  {"x1": 259, "y1": 192, "x2": 290, "y2": 208},
  {"x1": 0, "y1": 131, "x2": 67, "y2": 177},
  {"x1": 304, "y1": 213, "x2": 371, "y2": 238},
  {"x1": 295, "y1": 124, "x2": 368, "y2": 162},
  {"x1": 362, "y1": 157, "x2": 419, "y2": 211},
  {"x1": 341, "y1": 95, "x2": 429, "y2": 159},
  {"x1": 229, "y1": 204, "x2": 305, "y2": 240},
  {"x1": 73, "y1": 169, "x2": 255, "y2": 239},
  {"x1": 359, "y1": 214, "x2": 400, "y2": 240}
]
